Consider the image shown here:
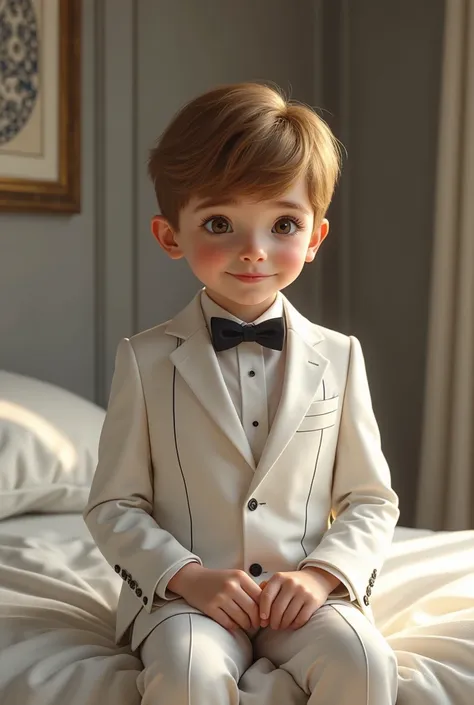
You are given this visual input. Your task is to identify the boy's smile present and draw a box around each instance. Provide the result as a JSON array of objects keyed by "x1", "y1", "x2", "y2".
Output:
[
  {"x1": 230, "y1": 273, "x2": 273, "y2": 282},
  {"x1": 152, "y1": 176, "x2": 329, "y2": 322}
]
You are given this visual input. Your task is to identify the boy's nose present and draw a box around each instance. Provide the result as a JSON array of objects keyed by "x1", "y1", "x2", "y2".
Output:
[
  {"x1": 240, "y1": 250, "x2": 267, "y2": 262},
  {"x1": 239, "y1": 238, "x2": 268, "y2": 262}
]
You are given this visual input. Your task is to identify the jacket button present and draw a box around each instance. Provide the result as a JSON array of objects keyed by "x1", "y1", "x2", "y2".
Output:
[
  {"x1": 249, "y1": 563, "x2": 263, "y2": 577},
  {"x1": 143, "y1": 596, "x2": 148, "y2": 606},
  {"x1": 247, "y1": 498, "x2": 258, "y2": 511},
  {"x1": 369, "y1": 578, "x2": 375, "y2": 587},
  {"x1": 363, "y1": 595, "x2": 370, "y2": 606},
  {"x1": 114, "y1": 565, "x2": 120, "y2": 574},
  {"x1": 130, "y1": 580, "x2": 137, "y2": 590},
  {"x1": 136, "y1": 588, "x2": 142, "y2": 598},
  {"x1": 372, "y1": 569, "x2": 377, "y2": 578},
  {"x1": 366, "y1": 586, "x2": 372, "y2": 597},
  {"x1": 121, "y1": 569, "x2": 128, "y2": 580}
]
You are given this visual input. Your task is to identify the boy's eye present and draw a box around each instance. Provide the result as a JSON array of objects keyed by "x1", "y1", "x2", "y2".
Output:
[
  {"x1": 202, "y1": 217, "x2": 232, "y2": 234},
  {"x1": 272, "y1": 217, "x2": 300, "y2": 236}
]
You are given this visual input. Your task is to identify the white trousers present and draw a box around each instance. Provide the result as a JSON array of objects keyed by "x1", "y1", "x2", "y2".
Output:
[{"x1": 136, "y1": 602, "x2": 398, "y2": 705}]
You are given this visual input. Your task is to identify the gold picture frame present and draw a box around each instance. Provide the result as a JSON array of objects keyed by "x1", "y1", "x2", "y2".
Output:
[{"x1": 0, "y1": 0, "x2": 81, "y2": 213}]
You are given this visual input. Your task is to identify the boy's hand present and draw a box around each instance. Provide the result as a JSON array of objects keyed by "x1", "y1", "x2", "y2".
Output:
[
  {"x1": 168, "y1": 563, "x2": 262, "y2": 633},
  {"x1": 258, "y1": 568, "x2": 339, "y2": 631}
]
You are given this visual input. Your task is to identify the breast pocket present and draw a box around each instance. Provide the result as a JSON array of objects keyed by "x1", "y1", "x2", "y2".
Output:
[{"x1": 297, "y1": 395, "x2": 339, "y2": 433}]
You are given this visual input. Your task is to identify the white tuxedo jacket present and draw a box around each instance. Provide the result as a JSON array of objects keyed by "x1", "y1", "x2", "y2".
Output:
[{"x1": 84, "y1": 291, "x2": 399, "y2": 650}]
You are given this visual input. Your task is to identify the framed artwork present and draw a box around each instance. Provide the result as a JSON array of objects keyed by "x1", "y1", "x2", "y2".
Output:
[{"x1": 0, "y1": 0, "x2": 81, "y2": 213}]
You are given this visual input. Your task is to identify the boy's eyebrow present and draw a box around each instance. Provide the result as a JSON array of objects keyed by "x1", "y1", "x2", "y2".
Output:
[{"x1": 193, "y1": 197, "x2": 312, "y2": 216}]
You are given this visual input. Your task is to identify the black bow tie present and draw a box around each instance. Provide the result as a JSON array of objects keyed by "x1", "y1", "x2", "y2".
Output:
[{"x1": 210, "y1": 316, "x2": 285, "y2": 352}]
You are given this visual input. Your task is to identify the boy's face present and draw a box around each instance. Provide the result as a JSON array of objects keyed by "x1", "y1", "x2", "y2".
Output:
[{"x1": 152, "y1": 175, "x2": 329, "y2": 321}]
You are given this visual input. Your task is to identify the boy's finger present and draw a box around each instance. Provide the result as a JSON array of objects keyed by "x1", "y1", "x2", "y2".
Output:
[
  {"x1": 259, "y1": 580, "x2": 280, "y2": 620},
  {"x1": 258, "y1": 582, "x2": 267, "y2": 615},
  {"x1": 243, "y1": 577, "x2": 265, "y2": 602}
]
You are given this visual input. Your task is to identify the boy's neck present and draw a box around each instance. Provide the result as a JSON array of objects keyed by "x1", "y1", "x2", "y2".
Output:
[{"x1": 203, "y1": 289, "x2": 280, "y2": 323}]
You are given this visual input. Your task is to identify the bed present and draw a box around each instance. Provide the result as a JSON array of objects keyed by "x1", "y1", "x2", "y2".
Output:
[{"x1": 1, "y1": 370, "x2": 473, "y2": 705}]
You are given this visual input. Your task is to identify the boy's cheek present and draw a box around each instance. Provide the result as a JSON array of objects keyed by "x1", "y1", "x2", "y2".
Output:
[
  {"x1": 274, "y1": 247, "x2": 307, "y2": 273},
  {"x1": 192, "y1": 243, "x2": 231, "y2": 270}
]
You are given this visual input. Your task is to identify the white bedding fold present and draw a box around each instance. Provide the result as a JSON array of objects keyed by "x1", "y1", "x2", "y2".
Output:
[
  {"x1": 0, "y1": 533, "x2": 142, "y2": 705},
  {"x1": 373, "y1": 530, "x2": 474, "y2": 705}
]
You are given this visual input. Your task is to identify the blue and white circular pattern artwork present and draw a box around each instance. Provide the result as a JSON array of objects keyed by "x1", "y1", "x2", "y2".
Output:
[{"x1": 0, "y1": 0, "x2": 39, "y2": 146}]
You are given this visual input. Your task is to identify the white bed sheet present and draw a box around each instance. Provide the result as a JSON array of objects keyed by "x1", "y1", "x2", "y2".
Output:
[
  {"x1": 0, "y1": 512, "x2": 143, "y2": 705},
  {"x1": 0, "y1": 512, "x2": 90, "y2": 539},
  {"x1": 0, "y1": 516, "x2": 473, "y2": 705},
  {"x1": 0, "y1": 512, "x2": 91, "y2": 540}
]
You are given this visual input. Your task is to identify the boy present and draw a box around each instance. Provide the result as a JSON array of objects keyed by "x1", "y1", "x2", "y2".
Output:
[{"x1": 84, "y1": 82, "x2": 399, "y2": 705}]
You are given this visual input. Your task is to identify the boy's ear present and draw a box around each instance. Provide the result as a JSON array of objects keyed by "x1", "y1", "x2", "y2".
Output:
[
  {"x1": 305, "y1": 218, "x2": 329, "y2": 263},
  {"x1": 151, "y1": 215, "x2": 184, "y2": 260}
]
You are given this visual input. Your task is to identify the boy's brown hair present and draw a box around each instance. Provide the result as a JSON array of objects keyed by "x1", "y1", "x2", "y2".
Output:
[{"x1": 148, "y1": 82, "x2": 342, "y2": 230}]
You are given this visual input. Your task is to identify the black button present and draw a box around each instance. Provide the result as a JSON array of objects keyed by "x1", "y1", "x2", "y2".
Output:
[
  {"x1": 249, "y1": 563, "x2": 263, "y2": 577},
  {"x1": 372, "y1": 569, "x2": 377, "y2": 579},
  {"x1": 114, "y1": 565, "x2": 120, "y2": 574},
  {"x1": 366, "y1": 586, "x2": 372, "y2": 597},
  {"x1": 248, "y1": 370, "x2": 256, "y2": 377},
  {"x1": 136, "y1": 588, "x2": 142, "y2": 598},
  {"x1": 369, "y1": 578, "x2": 375, "y2": 587},
  {"x1": 121, "y1": 569, "x2": 128, "y2": 580},
  {"x1": 130, "y1": 580, "x2": 137, "y2": 590},
  {"x1": 143, "y1": 596, "x2": 148, "y2": 605},
  {"x1": 252, "y1": 421, "x2": 259, "y2": 427},
  {"x1": 363, "y1": 595, "x2": 370, "y2": 606},
  {"x1": 247, "y1": 498, "x2": 258, "y2": 511}
]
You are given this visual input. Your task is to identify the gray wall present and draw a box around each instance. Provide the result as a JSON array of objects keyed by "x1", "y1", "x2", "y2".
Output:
[
  {"x1": 0, "y1": 0, "x2": 446, "y2": 526},
  {"x1": 318, "y1": 0, "x2": 445, "y2": 525}
]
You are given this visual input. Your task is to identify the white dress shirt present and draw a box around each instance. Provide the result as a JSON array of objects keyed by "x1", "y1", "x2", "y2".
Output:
[
  {"x1": 155, "y1": 288, "x2": 354, "y2": 602},
  {"x1": 200, "y1": 289, "x2": 286, "y2": 465}
]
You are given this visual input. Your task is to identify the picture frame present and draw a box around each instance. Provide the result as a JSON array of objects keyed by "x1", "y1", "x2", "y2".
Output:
[{"x1": 0, "y1": 0, "x2": 81, "y2": 214}]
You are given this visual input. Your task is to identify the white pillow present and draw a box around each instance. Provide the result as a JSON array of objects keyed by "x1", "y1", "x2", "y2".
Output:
[{"x1": 0, "y1": 371, "x2": 105, "y2": 519}]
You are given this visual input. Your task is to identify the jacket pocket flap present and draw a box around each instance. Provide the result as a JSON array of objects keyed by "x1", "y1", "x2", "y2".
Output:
[{"x1": 297, "y1": 396, "x2": 339, "y2": 433}]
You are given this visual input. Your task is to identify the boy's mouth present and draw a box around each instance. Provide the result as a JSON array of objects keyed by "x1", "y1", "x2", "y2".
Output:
[{"x1": 229, "y1": 273, "x2": 273, "y2": 281}]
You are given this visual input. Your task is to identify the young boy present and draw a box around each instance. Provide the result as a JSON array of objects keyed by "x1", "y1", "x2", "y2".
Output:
[{"x1": 84, "y1": 82, "x2": 400, "y2": 705}]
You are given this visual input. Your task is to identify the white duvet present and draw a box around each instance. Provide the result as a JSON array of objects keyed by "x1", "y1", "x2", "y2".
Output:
[{"x1": 0, "y1": 518, "x2": 473, "y2": 705}]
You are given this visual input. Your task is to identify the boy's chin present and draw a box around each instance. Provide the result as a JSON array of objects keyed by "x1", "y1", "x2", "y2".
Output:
[{"x1": 221, "y1": 290, "x2": 279, "y2": 306}]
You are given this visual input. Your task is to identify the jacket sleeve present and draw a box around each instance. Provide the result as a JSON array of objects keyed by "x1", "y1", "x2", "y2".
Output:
[
  {"x1": 83, "y1": 338, "x2": 202, "y2": 614},
  {"x1": 297, "y1": 335, "x2": 399, "y2": 611}
]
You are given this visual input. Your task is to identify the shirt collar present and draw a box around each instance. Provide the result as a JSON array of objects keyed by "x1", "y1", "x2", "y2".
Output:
[{"x1": 200, "y1": 289, "x2": 284, "y2": 332}]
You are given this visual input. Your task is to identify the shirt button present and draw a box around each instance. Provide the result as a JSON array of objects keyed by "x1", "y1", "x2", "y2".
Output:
[
  {"x1": 249, "y1": 563, "x2": 263, "y2": 577},
  {"x1": 247, "y1": 498, "x2": 258, "y2": 511},
  {"x1": 252, "y1": 420, "x2": 259, "y2": 427},
  {"x1": 248, "y1": 370, "x2": 256, "y2": 377}
]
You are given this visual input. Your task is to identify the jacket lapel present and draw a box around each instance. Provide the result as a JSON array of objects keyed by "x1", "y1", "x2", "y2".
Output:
[
  {"x1": 166, "y1": 292, "x2": 256, "y2": 471},
  {"x1": 246, "y1": 297, "x2": 329, "y2": 498}
]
